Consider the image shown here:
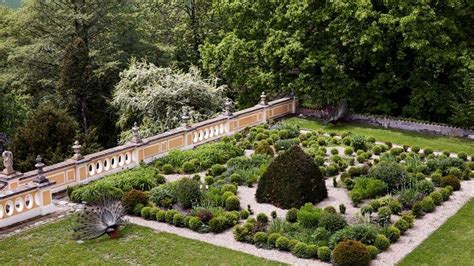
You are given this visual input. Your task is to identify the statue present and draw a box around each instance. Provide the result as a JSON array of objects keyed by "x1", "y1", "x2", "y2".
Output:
[{"x1": 2, "y1": 150, "x2": 15, "y2": 175}]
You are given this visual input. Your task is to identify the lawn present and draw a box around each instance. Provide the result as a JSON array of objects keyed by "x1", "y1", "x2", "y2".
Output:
[
  {"x1": 285, "y1": 117, "x2": 474, "y2": 154},
  {"x1": 398, "y1": 199, "x2": 474, "y2": 266},
  {"x1": 0, "y1": 217, "x2": 284, "y2": 265}
]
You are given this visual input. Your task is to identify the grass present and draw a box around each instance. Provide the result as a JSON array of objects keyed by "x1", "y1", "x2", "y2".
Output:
[
  {"x1": 398, "y1": 199, "x2": 474, "y2": 266},
  {"x1": 0, "y1": 217, "x2": 284, "y2": 265},
  {"x1": 285, "y1": 117, "x2": 474, "y2": 154}
]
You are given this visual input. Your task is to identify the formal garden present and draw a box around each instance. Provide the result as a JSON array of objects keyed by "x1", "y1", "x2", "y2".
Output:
[{"x1": 42, "y1": 118, "x2": 472, "y2": 265}]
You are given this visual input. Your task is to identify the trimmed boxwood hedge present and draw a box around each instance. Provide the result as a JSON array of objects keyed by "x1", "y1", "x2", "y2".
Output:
[{"x1": 256, "y1": 145, "x2": 327, "y2": 209}]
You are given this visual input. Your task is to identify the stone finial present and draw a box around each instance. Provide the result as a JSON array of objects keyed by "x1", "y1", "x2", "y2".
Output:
[
  {"x1": 72, "y1": 140, "x2": 84, "y2": 160},
  {"x1": 260, "y1": 91, "x2": 268, "y2": 105},
  {"x1": 181, "y1": 110, "x2": 191, "y2": 128},
  {"x1": 1, "y1": 150, "x2": 15, "y2": 175},
  {"x1": 131, "y1": 122, "x2": 142, "y2": 143},
  {"x1": 34, "y1": 155, "x2": 48, "y2": 183},
  {"x1": 224, "y1": 98, "x2": 233, "y2": 117}
]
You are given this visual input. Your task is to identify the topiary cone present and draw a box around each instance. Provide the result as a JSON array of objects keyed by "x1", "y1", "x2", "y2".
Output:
[{"x1": 256, "y1": 145, "x2": 327, "y2": 209}]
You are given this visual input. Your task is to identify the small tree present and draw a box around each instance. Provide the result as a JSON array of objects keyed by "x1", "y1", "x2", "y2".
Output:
[{"x1": 256, "y1": 145, "x2": 327, "y2": 209}]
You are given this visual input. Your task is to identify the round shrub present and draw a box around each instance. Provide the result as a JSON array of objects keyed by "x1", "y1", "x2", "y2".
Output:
[
  {"x1": 176, "y1": 178, "x2": 201, "y2": 209},
  {"x1": 429, "y1": 191, "x2": 443, "y2": 206},
  {"x1": 267, "y1": 233, "x2": 282, "y2": 247},
  {"x1": 319, "y1": 212, "x2": 348, "y2": 233},
  {"x1": 448, "y1": 167, "x2": 462, "y2": 178},
  {"x1": 317, "y1": 246, "x2": 331, "y2": 262},
  {"x1": 140, "y1": 206, "x2": 153, "y2": 219},
  {"x1": 411, "y1": 146, "x2": 420, "y2": 153},
  {"x1": 256, "y1": 213, "x2": 269, "y2": 224},
  {"x1": 182, "y1": 161, "x2": 196, "y2": 173},
  {"x1": 195, "y1": 209, "x2": 213, "y2": 223},
  {"x1": 162, "y1": 164, "x2": 175, "y2": 174},
  {"x1": 415, "y1": 180, "x2": 435, "y2": 194},
  {"x1": 291, "y1": 242, "x2": 312, "y2": 259},
  {"x1": 412, "y1": 201, "x2": 423, "y2": 217},
  {"x1": 431, "y1": 173, "x2": 442, "y2": 186},
  {"x1": 240, "y1": 209, "x2": 250, "y2": 219},
  {"x1": 222, "y1": 191, "x2": 235, "y2": 201},
  {"x1": 420, "y1": 196, "x2": 436, "y2": 213},
  {"x1": 275, "y1": 236, "x2": 290, "y2": 251},
  {"x1": 255, "y1": 140, "x2": 274, "y2": 156},
  {"x1": 149, "y1": 186, "x2": 176, "y2": 209},
  {"x1": 331, "y1": 148, "x2": 339, "y2": 155},
  {"x1": 209, "y1": 164, "x2": 226, "y2": 176},
  {"x1": 173, "y1": 213, "x2": 185, "y2": 227},
  {"x1": 256, "y1": 145, "x2": 327, "y2": 209},
  {"x1": 369, "y1": 161, "x2": 407, "y2": 190},
  {"x1": 121, "y1": 189, "x2": 149, "y2": 215},
  {"x1": 388, "y1": 199, "x2": 402, "y2": 215},
  {"x1": 253, "y1": 232, "x2": 268, "y2": 248},
  {"x1": 205, "y1": 176, "x2": 214, "y2": 185},
  {"x1": 367, "y1": 245, "x2": 379, "y2": 259},
  {"x1": 230, "y1": 173, "x2": 243, "y2": 184},
  {"x1": 165, "y1": 210, "x2": 179, "y2": 224},
  {"x1": 208, "y1": 216, "x2": 227, "y2": 233},
  {"x1": 440, "y1": 175, "x2": 461, "y2": 191},
  {"x1": 374, "y1": 234, "x2": 390, "y2": 251},
  {"x1": 307, "y1": 244, "x2": 318, "y2": 259},
  {"x1": 188, "y1": 217, "x2": 203, "y2": 231},
  {"x1": 394, "y1": 218, "x2": 410, "y2": 234},
  {"x1": 351, "y1": 135, "x2": 367, "y2": 151},
  {"x1": 383, "y1": 226, "x2": 401, "y2": 243},
  {"x1": 344, "y1": 147, "x2": 354, "y2": 155},
  {"x1": 222, "y1": 184, "x2": 238, "y2": 194},
  {"x1": 156, "y1": 210, "x2": 166, "y2": 222},
  {"x1": 440, "y1": 187, "x2": 450, "y2": 201},
  {"x1": 458, "y1": 152, "x2": 468, "y2": 161},
  {"x1": 401, "y1": 211, "x2": 415, "y2": 227},
  {"x1": 333, "y1": 240, "x2": 370, "y2": 266},
  {"x1": 372, "y1": 145, "x2": 382, "y2": 155},
  {"x1": 423, "y1": 148, "x2": 433, "y2": 155},
  {"x1": 225, "y1": 196, "x2": 240, "y2": 211}
]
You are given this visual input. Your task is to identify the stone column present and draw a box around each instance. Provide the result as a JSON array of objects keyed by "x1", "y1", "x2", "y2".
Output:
[
  {"x1": 33, "y1": 155, "x2": 48, "y2": 184},
  {"x1": 72, "y1": 141, "x2": 84, "y2": 160}
]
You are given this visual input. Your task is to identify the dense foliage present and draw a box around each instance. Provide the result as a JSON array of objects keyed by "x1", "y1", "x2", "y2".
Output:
[{"x1": 256, "y1": 145, "x2": 327, "y2": 209}]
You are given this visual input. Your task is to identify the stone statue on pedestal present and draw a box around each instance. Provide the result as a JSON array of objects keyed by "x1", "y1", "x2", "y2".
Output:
[{"x1": 2, "y1": 150, "x2": 15, "y2": 175}]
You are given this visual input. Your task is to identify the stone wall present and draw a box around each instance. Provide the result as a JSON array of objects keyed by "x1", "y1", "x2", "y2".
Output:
[
  {"x1": 0, "y1": 97, "x2": 296, "y2": 228},
  {"x1": 298, "y1": 107, "x2": 474, "y2": 138}
]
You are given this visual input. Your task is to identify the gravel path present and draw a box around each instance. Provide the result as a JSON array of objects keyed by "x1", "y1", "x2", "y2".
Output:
[{"x1": 372, "y1": 179, "x2": 474, "y2": 265}]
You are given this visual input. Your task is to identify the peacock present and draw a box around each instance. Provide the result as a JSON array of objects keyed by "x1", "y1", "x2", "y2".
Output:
[{"x1": 73, "y1": 198, "x2": 125, "y2": 240}]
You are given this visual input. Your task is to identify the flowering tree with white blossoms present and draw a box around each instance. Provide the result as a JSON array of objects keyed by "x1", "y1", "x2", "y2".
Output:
[{"x1": 112, "y1": 60, "x2": 225, "y2": 143}]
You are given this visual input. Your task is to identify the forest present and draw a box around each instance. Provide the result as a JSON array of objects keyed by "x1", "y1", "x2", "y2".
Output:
[{"x1": 0, "y1": 0, "x2": 472, "y2": 171}]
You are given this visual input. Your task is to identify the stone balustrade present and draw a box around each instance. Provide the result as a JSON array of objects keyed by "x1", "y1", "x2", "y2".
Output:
[{"x1": 0, "y1": 96, "x2": 296, "y2": 228}]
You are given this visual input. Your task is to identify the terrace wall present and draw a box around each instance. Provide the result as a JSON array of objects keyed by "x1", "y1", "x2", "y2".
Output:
[{"x1": 0, "y1": 97, "x2": 296, "y2": 228}]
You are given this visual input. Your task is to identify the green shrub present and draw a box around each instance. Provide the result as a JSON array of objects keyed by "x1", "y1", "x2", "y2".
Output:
[
  {"x1": 374, "y1": 234, "x2": 390, "y2": 251},
  {"x1": 291, "y1": 242, "x2": 312, "y2": 259},
  {"x1": 369, "y1": 161, "x2": 407, "y2": 190},
  {"x1": 221, "y1": 184, "x2": 237, "y2": 194},
  {"x1": 372, "y1": 145, "x2": 382, "y2": 155},
  {"x1": 350, "y1": 177, "x2": 388, "y2": 203},
  {"x1": 256, "y1": 145, "x2": 327, "y2": 209},
  {"x1": 351, "y1": 135, "x2": 367, "y2": 151},
  {"x1": 208, "y1": 164, "x2": 226, "y2": 176},
  {"x1": 121, "y1": 189, "x2": 149, "y2": 215},
  {"x1": 377, "y1": 206, "x2": 392, "y2": 226},
  {"x1": 333, "y1": 240, "x2": 370, "y2": 266},
  {"x1": 440, "y1": 175, "x2": 460, "y2": 191},
  {"x1": 424, "y1": 148, "x2": 433, "y2": 155},
  {"x1": 388, "y1": 199, "x2": 402, "y2": 214},
  {"x1": 182, "y1": 161, "x2": 196, "y2": 173},
  {"x1": 253, "y1": 232, "x2": 268, "y2": 248},
  {"x1": 319, "y1": 212, "x2": 348, "y2": 233},
  {"x1": 401, "y1": 211, "x2": 415, "y2": 227},
  {"x1": 156, "y1": 210, "x2": 166, "y2": 222},
  {"x1": 383, "y1": 226, "x2": 400, "y2": 243},
  {"x1": 394, "y1": 219, "x2": 410, "y2": 234},
  {"x1": 267, "y1": 233, "x2": 282, "y2": 247},
  {"x1": 329, "y1": 224, "x2": 378, "y2": 248},
  {"x1": 256, "y1": 213, "x2": 269, "y2": 224},
  {"x1": 412, "y1": 201, "x2": 423, "y2": 217},
  {"x1": 165, "y1": 210, "x2": 179, "y2": 224},
  {"x1": 140, "y1": 206, "x2": 153, "y2": 219},
  {"x1": 188, "y1": 217, "x2": 203, "y2": 231},
  {"x1": 431, "y1": 173, "x2": 442, "y2": 186},
  {"x1": 448, "y1": 167, "x2": 462, "y2": 178},
  {"x1": 314, "y1": 156, "x2": 325, "y2": 166},
  {"x1": 205, "y1": 176, "x2": 214, "y2": 185},
  {"x1": 367, "y1": 245, "x2": 379, "y2": 259},
  {"x1": 225, "y1": 196, "x2": 240, "y2": 211},
  {"x1": 222, "y1": 191, "x2": 235, "y2": 201},
  {"x1": 421, "y1": 196, "x2": 436, "y2": 213},
  {"x1": 440, "y1": 187, "x2": 450, "y2": 201},
  {"x1": 162, "y1": 164, "x2": 175, "y2": 174},
  {"x1": 297, "y1": 203, "x2": 323, "y2": 228},
  {"x1": 344, "y1": 147, "x2": 354, "y2": 155},
  {"x1": 429, "y1": 191, "x2": 443, "y2": 205},
  {"x1": 275, "y1": 236, "x2": 290, "y2": 251},
  {"x1": 411, "y1": 146, "x2": 420, "y2": 153},
  {"x1": 275, "y1": 139, "x2": 296, "y2": 151},
  {"x1": 255, "y1": 140, "x2": 274, "y2": 156},
  {"x1": 149, "y1": 185, "x2": 176, "y2": 209},
  {"x1": 240, "y1": 210, "x2": 250, "y2": 219},
  {"x1": 208, "y1": 216, "x2": 228, "y2": 233},
  {"x1": 457, "y1": 152, "x2": 468, "y2": 161},
  {"x1": 176, "y1": 178, "x2": 201, "y2": 209},
  {"x1": 173, "y1": 213, "x2": 185, "y2": 227},
  {"x1": 286, "y1": 208, "x2": 298, "y2": 223},
  {"x1": 317, "y1": 246, "x2": 331, "y2": 262},
  {"x1": 415, "y1": 180, "x2": 435, "y2": 194}
]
